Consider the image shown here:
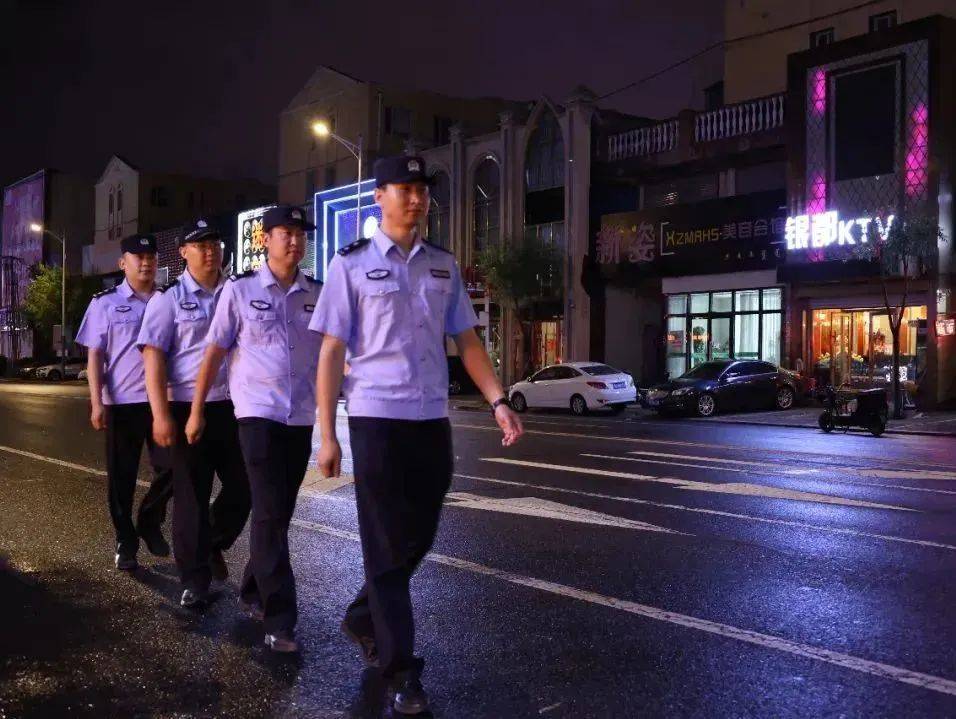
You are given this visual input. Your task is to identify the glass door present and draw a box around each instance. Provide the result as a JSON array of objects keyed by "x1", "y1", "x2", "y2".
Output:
[
  {"x1": 710, "y1": 317, "x2": 731, "y2": 360},
  {"x1": 690, "y1": 317, "x2": 709, "y2": 368}
]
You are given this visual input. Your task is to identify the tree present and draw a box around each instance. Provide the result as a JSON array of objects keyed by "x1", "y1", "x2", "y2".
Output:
[
  {"x1": 22, "y1": 264, "x2": 99, "y2": 356},
  {"x1": 853, "y1": 214, "x2": 946, "y2": 418},
  {"x1": 477, "y1": 238, "x2": 564, "y2": 380}
]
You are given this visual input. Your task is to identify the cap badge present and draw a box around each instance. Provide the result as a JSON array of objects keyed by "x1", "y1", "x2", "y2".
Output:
[
  {"x1": 291, "y1": 210, "x2": 301, "y2": 219},
  {"x1": 140, "y1": 238, "x2": 149, "y2": 245},
  {"x1": 408, "y1": 160, "x2": 421, "y2": 172},
  {"x1": 197, "y1": 220, "x2": 208, "y2": 228}
]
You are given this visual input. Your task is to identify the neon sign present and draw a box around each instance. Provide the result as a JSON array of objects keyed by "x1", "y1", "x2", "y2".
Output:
[{"x1": 785, "y1": 211, "x2": 895, "y2": 251}]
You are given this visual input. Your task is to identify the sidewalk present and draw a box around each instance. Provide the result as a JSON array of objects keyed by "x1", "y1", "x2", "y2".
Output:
[{"x1": 451, "y1": 394, "x2": 956, "y2": 437}]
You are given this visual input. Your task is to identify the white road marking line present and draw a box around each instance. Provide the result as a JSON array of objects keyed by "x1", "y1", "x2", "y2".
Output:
[
  {"x1": 595, "y1": 454, "x2": 956, "y2": 497},
  {"x1": 452, "y1": 422, "x2": 956, "y2": 471},
  {"x1": 482, "y1": 458, "x2": 913, "y2": 512},
  {"x1": 0, "y1": 445, "x2": 106, "y2": 476},
  {"x1": 453, "y1": 474, "x2": 956, "y2": 552},
  {"x1": 290, "y1": 516, "x2": 956, "y2": 698},
  {"x1": 445, "y1": 492, "x2": 682, "y2": 534},
  {"x1": 627, "y1": 449, "x2": 790, "y2": 469}
]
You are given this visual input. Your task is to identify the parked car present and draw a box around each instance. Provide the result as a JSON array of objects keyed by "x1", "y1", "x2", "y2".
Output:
[
  {"x1": 643, "y1": 359, "x2": 800, "y2": 417},
  {"x1": 447, "y1": 355, "x2": 478, "y2": 395},
  {"x1": 509, "y1": 362, "x2": 636, "y2": 416},
  {"x1": 16, "y1": 358, "x2": 45, "y2": 379},
  {"x1": 35, "y1": 358, "x2": 86, "y2": 381}
]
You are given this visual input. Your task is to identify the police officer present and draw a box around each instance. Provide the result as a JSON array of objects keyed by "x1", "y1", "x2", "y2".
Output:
[
  {"x1": 75, "y1": 233, "x2": 173, "y2": 571},
  {"x1": 311, "y1": 156, "x2": 524, "y2": 715},
  {"x1": 186, "y1": 205, "x2": 321, "y2": 653},
  {"x1": 137, "y1": 218, "x2": 251, "y2": 609}
]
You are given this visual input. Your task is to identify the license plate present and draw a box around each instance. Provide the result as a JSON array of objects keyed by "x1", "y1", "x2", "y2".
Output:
[
  {"x1": 613, "y1": 382, "x2": 626, "y2": 389},
  {"x1": 647, "y1": 398, "x2": 660, "y2": 407}
]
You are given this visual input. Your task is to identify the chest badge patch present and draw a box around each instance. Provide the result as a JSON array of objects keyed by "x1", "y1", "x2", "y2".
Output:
[
  {"x1": 115, "y1": 305, "x2": 132, "y2": 313},
  {"x1": 250, "y1": 300, "x2": 272, "y2": 310},
  {"x1": 429, "y1": 268, "x2": 451, "y2": 279},
  {"x1": 180, "y1": 301, "x2": 199, "y2": 311},
  {"x1": 303, "y1": 303, "x2": 315, "y2": 312},
  {"x1": 366, "y1": 269, "x2": 390, "y2": 280}
]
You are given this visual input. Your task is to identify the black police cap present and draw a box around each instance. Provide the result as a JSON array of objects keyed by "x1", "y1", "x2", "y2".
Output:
[
  {"x1": 179, "y1": 218, "x2": 221, "y2": 247},
  {"x1": 373, "y1": 155, "x2": 436, "y2": 188},
  {"x1": 120, "y1": 233, "x2": 158, "y2": 255},
  {"x1": 262, "y1": 205, "x2": 316, "y2": 233}
]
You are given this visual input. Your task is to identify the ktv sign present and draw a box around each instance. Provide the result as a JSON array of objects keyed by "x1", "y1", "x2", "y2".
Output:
[{"x1": 785, "y1": 211, "x2": 895, "y2": 252}]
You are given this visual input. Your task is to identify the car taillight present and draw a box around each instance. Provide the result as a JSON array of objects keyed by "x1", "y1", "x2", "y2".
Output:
[{"x1": 586, "y1": 381, "x2": 607, "y2": 389}]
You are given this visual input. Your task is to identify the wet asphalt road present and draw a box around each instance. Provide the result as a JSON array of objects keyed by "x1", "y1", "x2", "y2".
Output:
[{"x1": 1, "y1": 382, "x2": 955, "y2": 718}]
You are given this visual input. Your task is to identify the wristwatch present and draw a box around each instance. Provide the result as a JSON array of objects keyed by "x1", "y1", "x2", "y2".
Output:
[{"x1": 491, "y1": 396, "x2": 511, "y2": 413}]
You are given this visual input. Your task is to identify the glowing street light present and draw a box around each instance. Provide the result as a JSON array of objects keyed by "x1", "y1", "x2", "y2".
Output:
[{"x1": 310, "y1": 119, "x2": 364, "y2": 242}]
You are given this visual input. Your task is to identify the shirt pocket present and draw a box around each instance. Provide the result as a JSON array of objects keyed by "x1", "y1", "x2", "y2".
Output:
[
  {"x1": 423, "y1": 276, "x2": 452, "y2": 318},
  {"x1": 174, "y1": 308, "x2": 209, "y2": 345},
  {"x1": 110, "y1": 311, "x2": 142, "y2": 336},
  {"x1": 359, "y1": 280, "x2": 402, "y2": 318},
  {"x1": 243, "y1": 309, "x2": 283, "y2": 347}
]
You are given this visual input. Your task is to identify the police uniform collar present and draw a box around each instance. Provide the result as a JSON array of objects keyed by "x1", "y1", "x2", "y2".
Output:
[
  {"x1": 258, "y1": 261, "x2": 308, "y2": 292},
  {"x1": 118, "y1": 278, "x2": 137, "y2": 299},
  {"x1": 180, "y1": 269, "x2": 224, "y2": 295},
  {"x1": 371, "y1": 228, "x2": 425, "y2": 260}
]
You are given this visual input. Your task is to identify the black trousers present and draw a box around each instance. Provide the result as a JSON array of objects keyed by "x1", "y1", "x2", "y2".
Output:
[
  {"x1": 237, "y1": 418, "x2": 313, "y2": 633},
  {"x1": 345, "y1": 417, "x2": 453, "y2": 678},
  {"x1": 169, "y1": 400, "x2": 251, "y2": 592},
  {"x1": 105, "y1": 403, "x2": 173, "y2": 551}
]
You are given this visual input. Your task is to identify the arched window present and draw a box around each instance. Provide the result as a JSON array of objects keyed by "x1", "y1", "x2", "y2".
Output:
[
  {"x1": 426, "y1": 171, "x2": 451, "y2": 250},
  {"x1": 117, "y1": 187, "x2": 123, "y2": 212},
  {"x1": 525, "y1": 110, "x2": 564, "y2": 193},
  {"x1": 472, "y1": 157, "x2": 500, "y2": 257},
  {"x1": 108, "y1": 190, "x2": 114, "y2": 214}
]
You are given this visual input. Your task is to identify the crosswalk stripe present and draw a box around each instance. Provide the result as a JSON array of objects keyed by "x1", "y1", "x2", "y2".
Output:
[
  {"x1": 481, "y1": 458, "x2": 913, "y2": 511},
  {"x1": 453, "y1": 474, "x2": 956, "y2": 551},
  {"x1": 290, "y1": 516, "x2": 956, "y2": 697}
]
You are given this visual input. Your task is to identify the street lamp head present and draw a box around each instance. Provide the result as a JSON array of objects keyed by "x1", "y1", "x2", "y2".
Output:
[
  {"x1": 311, "y1": 120, "x2": 331, "y2": 138},
  {"x1": 30, "y1": 223, "x2": 43, "y2": 233}
]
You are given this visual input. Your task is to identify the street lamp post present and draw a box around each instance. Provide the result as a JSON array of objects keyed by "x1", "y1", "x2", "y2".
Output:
[
  {"x1": 30, "y1": 223, "x2": 67, "y2": 377},
  {"x1": 312, "y1": 121, "x2": 364, "y2": 243}
]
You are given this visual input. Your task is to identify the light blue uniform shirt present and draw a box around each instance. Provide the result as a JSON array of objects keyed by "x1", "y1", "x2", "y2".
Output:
[
  {"x1": 309, "y1": 228, "x2": 478, "y2": 420},
  {"x1": 75, "y1": 279, "x2": 154, "y2": 405},
  {"x1": 136, "y1": 270, "x2": 229, "y2": 402},
  {"x1": 206, "y1": 262, "x2": 322, "y2": 426}
]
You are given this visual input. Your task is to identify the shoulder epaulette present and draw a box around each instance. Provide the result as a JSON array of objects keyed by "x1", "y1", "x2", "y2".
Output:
[
  {"x1": 92, "y1": 286, "x2": 118, "y2": 299},
  {"x1": 303, "y1": 272, "x2": 322, "y2": 284},
  {"x1": 423, "y1": 240, "x2": 453, "y2": 255},
  {"x1": 157, "y1": 279, "x2": 180, "y2": 293},
  {"x1": 337, "y1": 238, "x2": 371, "y2": 256},
  {"x1": 229, "y1": 269, "x2": 256, "y2": 282}
]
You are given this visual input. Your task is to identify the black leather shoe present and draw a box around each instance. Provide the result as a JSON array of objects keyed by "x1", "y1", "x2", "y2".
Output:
[
  {"x1": 209, "y1": 549, "x2": 229, "y2": 581},
  {"x1": 340, "y1": 620, "x2": 379, "y2": 667},
  {"x1": 114, "y1": 544, "x2": 138, "y2": 572},
  {"x1": 138, "y1": 525, "x2": 170, "y2": 557},
  {"x1": 391, "y1": 671, "x2": 429, "y2": 715},
  {"x1": 264, "y1": 630, "x2": 300, "y2": 653},
  {"x1": 180, "y1": 588, "x2": 208, "y2": 609}
]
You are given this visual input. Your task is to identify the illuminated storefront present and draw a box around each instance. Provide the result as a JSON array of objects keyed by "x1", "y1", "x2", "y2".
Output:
[
  {"x1": 313, "y1": 179, "x2": 379, "y2": 282},
  {"x1": 236, "y1": 205, "x2": 274, "y2": 273}
]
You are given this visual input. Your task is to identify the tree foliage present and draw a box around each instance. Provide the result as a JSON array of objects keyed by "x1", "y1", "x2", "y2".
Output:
[{"x1": 22, "y1": 264, "x2": 100, "y2": 352}]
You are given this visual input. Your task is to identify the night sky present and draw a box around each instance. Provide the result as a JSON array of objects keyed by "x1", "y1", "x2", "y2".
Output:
[{"x1": 1, "y1": 0, "x2": 722, "y2": 189}]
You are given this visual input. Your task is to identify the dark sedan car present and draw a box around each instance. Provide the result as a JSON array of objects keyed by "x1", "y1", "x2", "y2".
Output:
[{"x1": 643, "y1": 359, "x2": 800, "y2": 417}]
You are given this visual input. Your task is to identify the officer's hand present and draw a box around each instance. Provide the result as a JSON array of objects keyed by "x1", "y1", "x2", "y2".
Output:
[
  {"x1": 90, "y1": 403, "x2": 107, "y2": 431},
  {"x1": 153, "y1": 413, "x2": 178, "y2": 448},
  {"x1": 317, "y1": 439, "x2": 342, "y2": 478},
  {"x1": 495, "y1": 405, "x2": 524, "y2": 447},
  {"x1": 185, "y1": 411, "x2": 205, "y2": 446}
]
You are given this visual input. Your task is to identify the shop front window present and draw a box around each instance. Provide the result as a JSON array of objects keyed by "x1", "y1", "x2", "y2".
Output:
[
  {"x1": 666, "y1": 288, "x2": 784, "y2": 377},
  {"x1": 811, "y1": 306, "x2": 927, "y2": 391}
]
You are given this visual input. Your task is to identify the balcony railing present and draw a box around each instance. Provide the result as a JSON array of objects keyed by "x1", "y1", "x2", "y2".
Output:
[
  {"x1": 695, "y1": 93, "x2": 785, "y2": 143},
  {"x1": 607, "y1": 93, "x2": 785, "y2": 162},
  {"x1": 607, "y1": 120, "x2": 679, "y2": 161}
]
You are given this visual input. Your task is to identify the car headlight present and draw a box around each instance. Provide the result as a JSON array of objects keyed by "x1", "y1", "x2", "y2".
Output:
[{"x1": 671, "y1": 387, "x2": 694, "y2": 396}]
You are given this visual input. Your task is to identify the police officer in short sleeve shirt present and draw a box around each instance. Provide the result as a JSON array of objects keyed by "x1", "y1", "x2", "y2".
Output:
[
  {"x1": 75, "y1": 233, "x2": 173, "y2": 571},
  {"x1": 311, "y1": 155, "x2": 524, "y2": 714},
  {"x1": 186, "y1": 205, "x2": 321, "y2": 653},
  {"x1": 137, "y1": 218, "x2": 251, "y2": 609}
]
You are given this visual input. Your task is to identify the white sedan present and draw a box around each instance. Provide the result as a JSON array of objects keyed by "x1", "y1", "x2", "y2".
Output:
[
  {"x1": 508, "y1": 362, "x2": 637, "y2": 416},
  {"x1": 35, "y1": 359, "x2": 86, "y2": 381}
]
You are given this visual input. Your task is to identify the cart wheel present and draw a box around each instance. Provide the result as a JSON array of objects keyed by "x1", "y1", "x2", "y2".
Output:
[
  {"x1": 818, "y1": 412, "x2": 834, "y2": 433},
  {"x1": 870, "y1": 419, "x2": 886, "y2": 437}
]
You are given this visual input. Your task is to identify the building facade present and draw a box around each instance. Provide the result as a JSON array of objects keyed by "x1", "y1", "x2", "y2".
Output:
[
  {"x1": 1, "y1": 169, "x2": 93, "y2": 360},
  {"x1": 85, "y1": 155, "x2": 274, "y2": 278}
]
